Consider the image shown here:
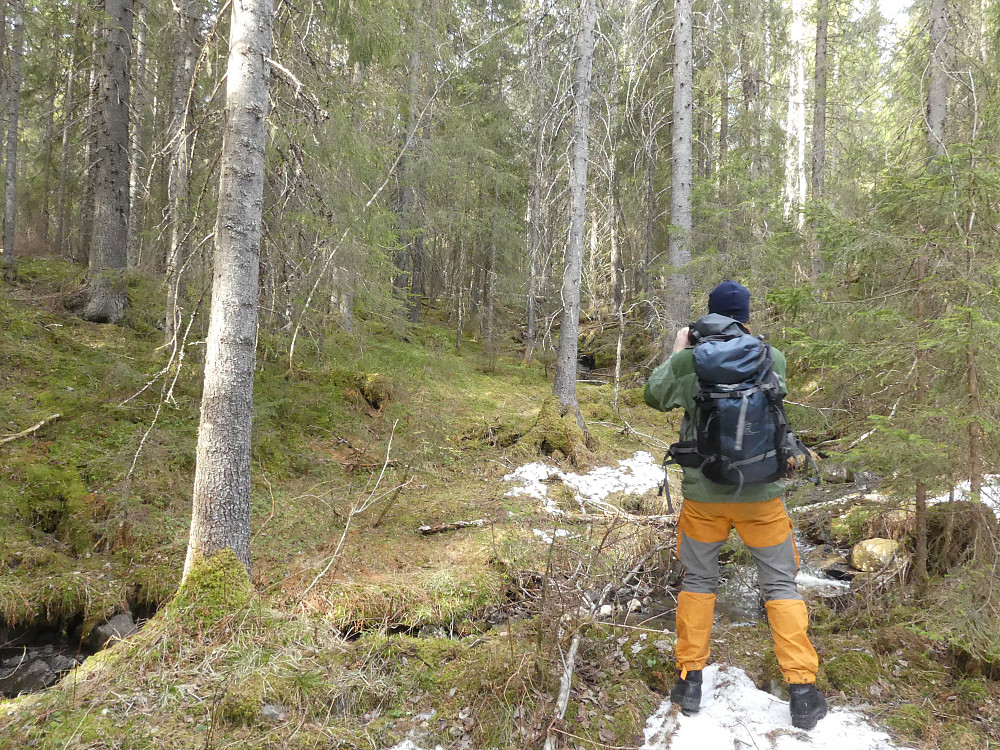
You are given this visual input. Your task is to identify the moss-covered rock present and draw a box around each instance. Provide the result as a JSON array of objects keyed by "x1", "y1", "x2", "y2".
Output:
[
  {"x1": 521, "y1": 396, "x2": 592, "y2": 466},
  {"x1": 329, "y1": 367, "x2": 393, "y2": 411},
  {"x1": 166, "y1": 549, "x2": 253, "y2": 626}
]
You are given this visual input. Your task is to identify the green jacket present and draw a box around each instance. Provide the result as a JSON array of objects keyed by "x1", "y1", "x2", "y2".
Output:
[{"x1": 643, "y1": 344, "x2": 787, "y2": 503}]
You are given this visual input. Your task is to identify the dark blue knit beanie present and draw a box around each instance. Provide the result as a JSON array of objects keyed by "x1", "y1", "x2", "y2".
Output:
[{"x1": 707, "y1": 280, "x2": 751, "y2": 322}]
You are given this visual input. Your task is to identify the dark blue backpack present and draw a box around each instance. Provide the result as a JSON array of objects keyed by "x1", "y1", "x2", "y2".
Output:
[{"x1": 667, "y1": 314, "x2": 800, "y2": 488}]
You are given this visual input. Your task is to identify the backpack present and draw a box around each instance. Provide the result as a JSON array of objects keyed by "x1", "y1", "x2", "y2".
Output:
[{"x1": 666, "y1": 314, "x2": 812, "y2": 490}]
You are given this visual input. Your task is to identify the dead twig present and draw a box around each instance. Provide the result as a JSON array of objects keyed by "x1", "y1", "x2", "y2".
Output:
[{"x1": 0, "y1": 413, "x2": 61, "y2": 445}]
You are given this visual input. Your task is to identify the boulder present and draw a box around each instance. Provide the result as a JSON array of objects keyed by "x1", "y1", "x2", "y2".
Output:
[
  {"x1": 850, "y1": 538, "x2": 902, "y2": 572},
  {"x1": 821, "y1": 463, "x2": 855, "y2": 484},
  {"x1": 0, "y1": 658, "x2": 57, "y2": 696},
  {"x1": 85, "y1": 612, "x2": 137, "y2": 651}
]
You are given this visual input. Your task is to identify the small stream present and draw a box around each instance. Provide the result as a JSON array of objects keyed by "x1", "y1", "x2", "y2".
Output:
[{"x1": 0, "y1": 611, "x2": 144, "y2": 698}]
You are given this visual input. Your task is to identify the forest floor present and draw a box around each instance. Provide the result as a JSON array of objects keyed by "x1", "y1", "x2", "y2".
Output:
[{"x1": 1, "y1": 259, "x2": 998, "y2": 749}]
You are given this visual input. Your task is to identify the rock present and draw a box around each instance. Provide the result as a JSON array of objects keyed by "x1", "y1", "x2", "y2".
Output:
[
  {"x1": 86, "y1": 612, "x2": 137, "y2": 651},
  {"x1": 261, "y1": 703, "x2": 288, "y2": 722},
  {"x1": 821, "y1": 463, "x2": 855, "y2": 484},
  {"x1": 0, "y1": 658, "x2": 57, "y2": 696},
  {"x1": 627, "y1": 598, "x2": 642, "y2": 613},
  {"x1": 417, "y1": 625, "x2": 448, "y2": 639},
  {"x1": 598, "y1": 604, "x2": 614, "y2": 619},
  {"x1": 46, "y1": 654, "x2": 79, "y2": 674},
  {"x1": 850, "y1": 538, "x2": 902, "y2": 572}
]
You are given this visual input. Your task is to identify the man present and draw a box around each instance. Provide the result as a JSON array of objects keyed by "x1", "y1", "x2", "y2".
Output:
[{"x1": 643, "y1": 280, "x2": 827, "y2": 730}]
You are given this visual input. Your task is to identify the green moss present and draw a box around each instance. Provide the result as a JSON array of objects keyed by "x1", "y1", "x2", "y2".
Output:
[
  {"x1": 218, "y1": 678, "x2": 264, "y2": 725},
  {"x1": 940, "y1": 723, "x2": 988, "y2": 750},
  {"x1": 328, "y1": 366, "x2": 393, "y2": 411},
  {"x1": 824, "y1": 651, "x2": 881, "y2": 692},
  {"x1": 166, "y1": 549, "x2": 253, "y2": 626},
  {"x1": 886, "y1": 703, "x2": 934, "y2": 740},
  {"x1": 323, "y1": 568, "x2": 500, "y2": 633},
  {"x1": 520, "y1": 396, "x2": 592, "y2": 466}
]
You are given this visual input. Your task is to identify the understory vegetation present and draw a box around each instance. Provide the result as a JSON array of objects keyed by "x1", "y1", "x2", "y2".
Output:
[{"x1": 1, "y1": 263, "x2": 998, "y2": 749}]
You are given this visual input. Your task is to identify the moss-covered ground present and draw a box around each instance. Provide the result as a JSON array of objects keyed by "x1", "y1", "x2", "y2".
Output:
[{"x1": 1, "y1": 259, "x2": 997, "y2": 749}]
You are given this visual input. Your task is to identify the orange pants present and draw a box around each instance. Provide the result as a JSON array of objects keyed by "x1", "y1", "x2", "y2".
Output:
[{"x1": 675, "y1": 497, "x2": 819, "y2": 684}]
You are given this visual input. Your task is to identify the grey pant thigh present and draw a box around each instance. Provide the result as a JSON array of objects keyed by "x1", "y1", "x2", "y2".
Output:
[
  {"x1": 744, "y1": 535, "x2": 801, "y2": 601},
  {"x1": 679, "y1": 532, "x2": 726, "y2": 594}
]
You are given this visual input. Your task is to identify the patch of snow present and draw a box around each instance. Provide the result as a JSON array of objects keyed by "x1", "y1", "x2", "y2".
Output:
[
  {"x1": 532, "y1": 528, "x2": 578, "y2": 545},
  {"x1": 641, "y1": 664, "x2": 914, "y2": 750},
  {"x1": 504, "y1": 452, "x2": 663, "y2": 515},
  {"x1": 382, "y1": 742, "x2": 444, "y2": 750}
]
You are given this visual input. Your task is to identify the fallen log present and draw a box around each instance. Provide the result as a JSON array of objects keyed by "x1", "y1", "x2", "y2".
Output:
[{"x1": 418, "y1": 519, "x2": 485, "y2": 535}]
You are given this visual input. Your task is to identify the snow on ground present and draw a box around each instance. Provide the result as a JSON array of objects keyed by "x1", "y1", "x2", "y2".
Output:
[
  {"x1": 383, "y1": 663, "x2": 911, "y2": 750},
  {"x1": 503, "y1": 451, "x2": 664, "y2": 516},
  {"x1": 642, "y1": 664, "x2": 913, "y2": 750}
]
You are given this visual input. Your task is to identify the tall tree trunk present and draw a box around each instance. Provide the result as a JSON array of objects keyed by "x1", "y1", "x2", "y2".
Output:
[
  {"x1": 914, "y1": 255, "x2": 929, "y2": 586},
  {"x1": 1, "y1": 0, "x2": 24, "y2": 274},
  {"x1": 83, "y1": 0, "x2": 133, "y2": 322},
  {"x1": 926, "y1": 0, "x2": 948, "y2": 157},
  {"x1": 552, "y1": 0, "x2": 597, "y2": 425},
  {"x1": 665, "y1": 0, "x2": 694, "y2": 349},
  {"x1": 41, "y1": 39, "x2": 59, "y2": 251},
  {"x1": 126, "y1": 0, "x2": 148, "y2": 268},
  {"x1": 641, "y1": 139, "x2": 656, "y2": 322},
  {"x1": 524, "y1": 135, "x2": 543, "y2": 359},
  {"x1": 810, "y1": 0, "x2": 829, "y2": 281},
  {"x1": 165, "y1": 0, "x2": 199, "y2": 343},
  {"x1": 485, "y1": 183, "x2": 499, "y2": 354},
  {"x1": 56, "y1": 3, "x2": 82, "y2": 259},
  {"x1": 79, "y1": 30, "x2": 100, "y2": 265},
  {"x1": 394, "y1": 41, "x2": 422, "y2": 317},
  {"x1": 782, "y1": 0, "x2": 807, "y2": 231},
  {"x1": 184, "y1": 0, "x2": 273, "y2": 579}
]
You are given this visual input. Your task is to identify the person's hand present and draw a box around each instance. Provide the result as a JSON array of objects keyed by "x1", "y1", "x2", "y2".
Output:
[{"x1": 672, "y1": 326, "x2": 691, "y2": 354}]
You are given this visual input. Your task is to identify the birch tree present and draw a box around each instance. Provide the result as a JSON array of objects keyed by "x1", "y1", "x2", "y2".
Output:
[
  {"x1": 165, "y1": 0, "x2": 202, "y2": 344},
  {"x1": 552, "y1": 0, "x2": 597, "y2": 424},
  {"x1": 184, "y1": 0, "x2": 273, "y2": 578},
  {"x1": 810, "y1": 0, "x2": 830, "y2": 280},
  {"x1": 666, "y1": 0, "x2": 693, "y2": 334}
]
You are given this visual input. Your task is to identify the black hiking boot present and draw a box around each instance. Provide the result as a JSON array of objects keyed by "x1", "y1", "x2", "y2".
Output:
[
  {"x1": 788, "y1": 683, "x2": 827, "y2": 730},
  {"x1": 670, "y1": 670, "x2": 702, "y2": 715}
]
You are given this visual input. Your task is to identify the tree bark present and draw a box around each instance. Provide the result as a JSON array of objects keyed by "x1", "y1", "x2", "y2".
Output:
[
  {"x1": 184, "y1": 0, "x2": 273, "y2": 579},
  {"x1": 1, "y1": 0, "x2": 24, "y2": 274},
  {"x1": 79, "y1": 29, "x2": 100, "y2": 265},
  {"x1": 83, "y1": 0, "x2": 133, "y2": 323},
  {"x1": 165, "y1": 0, "x2": 200, "y2": 343},
  {"x1": 810, "y1": 0, "x2": 829, "y2": 281},
  {"x1": 666, "y1": 0, "x2": 694, "y2": 342},
  {"x1": 552, "y1": 0, "x2": 597, "y2": 425},
  {"x1": 126, "y1": 0, "x2": 148, "y2": 268},
  {"x1": 914, "y1": 254, "x2": 928, "y2": 586},
  {"x1": 782, "y1": 0, "x2": 807, "y2": 231},
  {"x1": 55, "y1": 3, "x2": 82, "y2": 259},
  {"x1": 926, "y1": 0, "x2": 948, "y2": 157}
]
